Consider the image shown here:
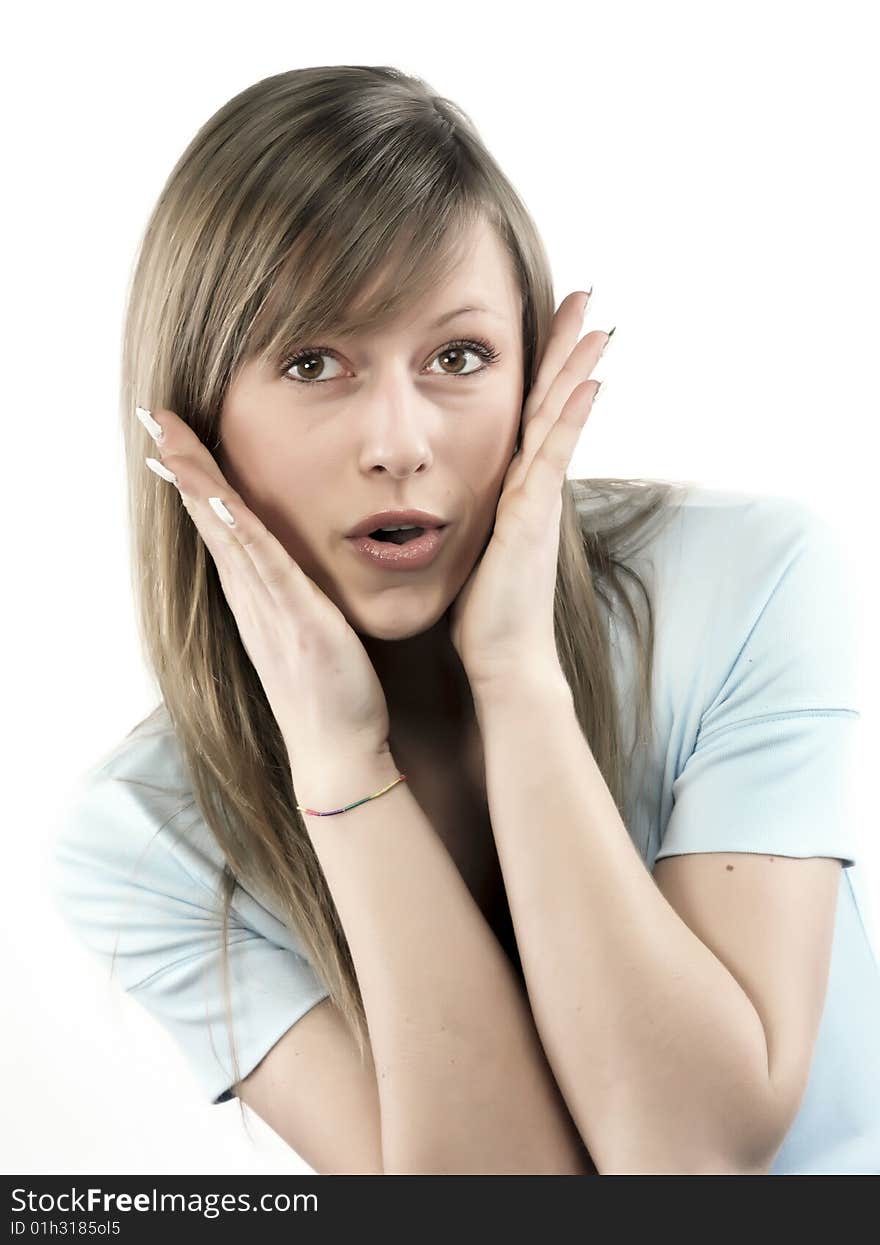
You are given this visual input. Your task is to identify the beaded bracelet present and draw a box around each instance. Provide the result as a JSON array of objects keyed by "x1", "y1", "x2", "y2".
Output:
[{"x1": 296, "y1": 773, "x2": 407, "y2": 817}]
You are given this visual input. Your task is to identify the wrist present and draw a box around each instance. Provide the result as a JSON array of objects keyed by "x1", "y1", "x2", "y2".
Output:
[
  {"x1": 289, "y1": 744, "x2": 401, "y2": 817},
  {"x1": 470, "y1": 657, "x2": 574, "y2": 713},
  {"x1": 285, "y1": 728, "x2": 391, "y2": 770}
]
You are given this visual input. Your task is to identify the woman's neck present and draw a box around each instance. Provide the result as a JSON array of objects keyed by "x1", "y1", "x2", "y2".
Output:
[{"x1": 360, "y1": 614, "x2": 476, "y2": 734}]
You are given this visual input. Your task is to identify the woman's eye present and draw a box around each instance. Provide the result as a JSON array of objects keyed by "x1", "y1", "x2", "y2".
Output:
[
  {"x1": 281, "y1": 341, "x2": 494, "y2": 385},
  {"x1": 283, "y1": 351, "x2": 346, "y2": 384},
  {"x1": 424, "y1": 345, "x2": 487, "y2": 378}
]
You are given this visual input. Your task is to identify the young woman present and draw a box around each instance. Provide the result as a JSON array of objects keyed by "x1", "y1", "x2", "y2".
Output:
[{"x1": 51, "y1": 65, "x2": 878, "y2": 1175}]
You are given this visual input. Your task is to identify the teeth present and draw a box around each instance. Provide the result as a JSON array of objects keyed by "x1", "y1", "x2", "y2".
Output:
[{"x1": 376, "y1": 524, "x2": 419, "y2": 532}]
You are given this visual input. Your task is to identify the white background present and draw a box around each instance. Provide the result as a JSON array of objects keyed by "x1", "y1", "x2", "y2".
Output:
[{"x1": 3, "y1": 0, "x2": 877, "y2": 1176}]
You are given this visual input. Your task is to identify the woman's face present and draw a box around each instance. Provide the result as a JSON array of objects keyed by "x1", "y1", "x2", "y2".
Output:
[{"x1": 218, "y1": 216, "x2": 525, "y2": 641}]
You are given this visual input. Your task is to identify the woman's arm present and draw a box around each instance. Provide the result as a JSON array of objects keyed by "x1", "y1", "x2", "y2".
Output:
[
  {"x1": 290, "y1": 743, "x2": 596, "y2": 1175},
  {"x1": 471, "y1": 668, "x2": 788, "y2": 1175}
]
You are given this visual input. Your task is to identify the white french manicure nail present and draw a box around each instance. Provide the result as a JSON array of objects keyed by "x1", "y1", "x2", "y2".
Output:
[
  {"x1": 208, "y1": 496, "x2": 235, "y2": 527},
  {"x1": 145, "y1": 457, "x2": 177, "y2": 485},
  {"x1": 136, "y1": 405, "x2": 164, "y2": 443}
]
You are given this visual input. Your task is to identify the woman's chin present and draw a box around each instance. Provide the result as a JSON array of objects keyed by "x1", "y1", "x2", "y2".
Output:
[
  {"x1": 349, "y1": 596, "x2": 454, "y2": 644},
  {"x1": 354, "y1": 613, "x2": 444, "y2": 644}
]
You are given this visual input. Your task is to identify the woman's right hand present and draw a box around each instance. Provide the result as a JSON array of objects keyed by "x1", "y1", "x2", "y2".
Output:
[{"x1": 139, "y1": 406, "x2": 392, "y2": 763}]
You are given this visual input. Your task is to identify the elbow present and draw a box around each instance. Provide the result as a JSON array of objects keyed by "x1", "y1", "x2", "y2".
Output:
[
  {"x1": 593, "y1": 1066, "x2": 795, "y2": 1175},
  {"x1": 593, "y1": 1120, "x2": 784, "y2": 1176},
  {"x1": 384, "y1": 1138, "x2": 599, "y2": 1176},
  {"x1": 596, "y1": 1150, "x2": 773, "y2": 1176},
  {"x1": 590, "y1": 1093, "x2": 787, "y2": 1175}
]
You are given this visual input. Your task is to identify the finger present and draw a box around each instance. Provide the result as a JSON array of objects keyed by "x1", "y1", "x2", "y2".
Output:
[
  {"x1": 147, "y1": 453, "x2": 275, "y2": 616},
  {"x1": 522, "y1": 291, "x2": 591, "y2": 423},
  {"x1": 141, "y1": 407, "x2": 312, "y2": 608},
  {"x1": 176, "y1": 463, "x2": 313, "y2": 609},
  {"x1": 519, "y1": 379, "x2": 601, "y2": 513},
  {"x1": 223, "y1": 490, "x2": 311, "y2": 602},
  {"x1": 519, "y1": 299, "x2": 610, "y2": 480},
  {"x1": 138, "y1": 406, "x2": 229, "y2": 487},
  {"x1": 522, "y1": 326, "x2": 607, "y2": 456}
]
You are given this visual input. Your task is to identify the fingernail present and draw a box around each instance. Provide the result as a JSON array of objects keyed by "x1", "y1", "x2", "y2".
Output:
[
  {"x1": 136, "y1": 405, "x2": 164, "y2": 444},
  {"x1": 600, "y1": 325, "x2": 616, "y2": 356},
  {"x1": 145, "y1": 457, "x2": 177, "y2": 485},
  {"x1": 582, "y1": 287, "x2": 593, "y2": 319},
  {"x1": 593, "y1": 379, "x2": 607, "y2": 402},
  {"x1": 208, "y1": 496, "x2": 235, "y2": 527}
]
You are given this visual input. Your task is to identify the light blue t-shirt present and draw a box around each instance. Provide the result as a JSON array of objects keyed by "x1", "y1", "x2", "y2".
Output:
[{"x1": 49, "y1": 485, "x2": 880, "y2": 1174}]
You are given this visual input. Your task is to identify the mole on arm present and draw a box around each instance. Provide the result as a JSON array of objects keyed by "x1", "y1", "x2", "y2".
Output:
[{"x1": 725, "y1": 857, "x2": 774, "y2": 873}]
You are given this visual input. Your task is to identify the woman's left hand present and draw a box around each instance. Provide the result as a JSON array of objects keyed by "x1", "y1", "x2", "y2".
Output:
[{"x1": 448, "y1": 290, "x2": 613, "y2": 693}]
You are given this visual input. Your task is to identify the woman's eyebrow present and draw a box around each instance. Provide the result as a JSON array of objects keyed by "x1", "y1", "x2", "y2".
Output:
[
  {"x1": 429, "y1": 304, "x2": 499, "y2": 329},
  {"x1": 318, "y1": 303, "x2": 502, "y2": 342}
]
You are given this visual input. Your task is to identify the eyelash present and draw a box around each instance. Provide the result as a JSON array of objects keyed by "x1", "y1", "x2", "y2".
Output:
[{"x1": 278, "y1": 336, "x2": 501, "y2": 385}]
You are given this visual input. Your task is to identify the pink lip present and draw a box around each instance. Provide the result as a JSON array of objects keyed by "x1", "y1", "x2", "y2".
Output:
[
  {"x1": 346, "y1": 509, "x2": 447, "y2": 539},
  {"x1": 346, "y1": 525, "x2": 451, "y2": 571}
]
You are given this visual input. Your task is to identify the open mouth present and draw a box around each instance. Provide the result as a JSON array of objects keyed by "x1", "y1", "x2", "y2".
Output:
[
  {"x1": 369, "y1": 526, "x2": 427, "y2": 544},
  {"x1": 347, "y1": 524, "x2": 450, "y2": 569}
]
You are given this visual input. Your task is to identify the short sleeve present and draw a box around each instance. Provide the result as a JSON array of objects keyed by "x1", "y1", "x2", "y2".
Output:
[
  {"x1": 50, "y1": 770, "x2": 332, "y2": 1105},
  {"x1": 654, "y1": 501, "x2": 863, "y2": 870}
]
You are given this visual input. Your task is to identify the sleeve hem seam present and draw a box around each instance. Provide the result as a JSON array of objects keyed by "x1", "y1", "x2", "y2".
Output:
[{"x1": 696, "y1": 706, "x2": 860, "y2": 745}]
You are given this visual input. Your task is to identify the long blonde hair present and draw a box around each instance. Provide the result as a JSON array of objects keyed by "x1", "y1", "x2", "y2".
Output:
[{"x1": 119, "y1": 65, "x2": 693, "y2": 1127}]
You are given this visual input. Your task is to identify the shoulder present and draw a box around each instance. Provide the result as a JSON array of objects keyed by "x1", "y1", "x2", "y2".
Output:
[
  {"x1": 49, "y1": 711, "x2": 334, "y2": 1106},
  {"x1": 49, "y1": 710, "x2": 228, "y2": 947},
  {"x1": 651, "y1": 487, "x2": 862, "y2": 869},
  {"x1": 629, "y1": 483, "x2": 836, "y2": 581},
  {"x1": 628, "y1": 485, "x2": 857, "y2": 694},
  {"x1": 575, "y1": 480, "x2": 834, "y2": 608}
]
